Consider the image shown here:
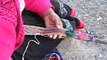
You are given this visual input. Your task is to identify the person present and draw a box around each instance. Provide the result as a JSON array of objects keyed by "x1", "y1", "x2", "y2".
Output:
[
  {"x1": 0, "y1": 0, "x2": 64, "y2": 60},
  {"x1": 12, "y1": 0, "x2": 85, "y2": 60}
]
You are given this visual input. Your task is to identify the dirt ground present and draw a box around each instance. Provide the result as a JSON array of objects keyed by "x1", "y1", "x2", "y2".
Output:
[{"x1": 57, "y1": 0, "x2": 107, "y2": 60}]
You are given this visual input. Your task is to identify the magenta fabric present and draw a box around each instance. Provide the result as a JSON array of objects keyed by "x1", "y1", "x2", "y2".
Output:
[
  {"x1": 0, "y1": 0, "x2": 53, "y2": 60},
  {"x1": 0, "y1": 0, "x2": 24, "y2": 60},
  {"x1": 25, "y1": 0, "x2": 53, "y2": 16}
]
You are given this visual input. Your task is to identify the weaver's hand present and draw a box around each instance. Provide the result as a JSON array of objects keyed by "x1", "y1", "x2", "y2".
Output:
[{"x1": 43, "y1": 8, "x2": 64, "y2": 39}]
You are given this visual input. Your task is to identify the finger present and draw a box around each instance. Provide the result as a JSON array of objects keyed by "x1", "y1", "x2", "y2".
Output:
[
  {"x1": 53, "y1": 34, "x2": 58, "y2": 39},
  {"x1": 55, "y1": 18, "x2": 63, "y2": 29},
  {"x1": 49, "y1": 34, "x2": 53, "y2": 38},
  {"x1": 58, "y1": 35, "x2": 63, "y2": 39}
]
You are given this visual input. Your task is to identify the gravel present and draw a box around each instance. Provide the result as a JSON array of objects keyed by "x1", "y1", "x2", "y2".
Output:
[{"x1": 57, "y1": 0, "x2": 107, "y2": 60}]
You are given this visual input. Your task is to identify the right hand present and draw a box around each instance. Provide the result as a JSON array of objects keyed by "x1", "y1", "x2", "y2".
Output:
[{"x1": 43, "y1": 8, "x2": 64, "y2": 39}]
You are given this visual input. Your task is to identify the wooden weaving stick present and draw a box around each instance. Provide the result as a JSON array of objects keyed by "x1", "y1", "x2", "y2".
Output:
[{"x1": 24, "y1": 25, "x2": 67, "y2": 38}]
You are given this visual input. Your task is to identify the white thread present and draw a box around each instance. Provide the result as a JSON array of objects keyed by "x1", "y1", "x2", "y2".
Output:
[
  {"x1": 22, "y1": 34, "x2": 40, "y2": 60},
  {"x1": 34, "y1": 34, "x2": 41, "y2": 45}
]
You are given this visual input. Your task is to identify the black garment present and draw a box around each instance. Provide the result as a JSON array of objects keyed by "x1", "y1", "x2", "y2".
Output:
[
  {"x1": 50, "y1": 0, "x2": 80, "y2": 26},
  {"x1": 12, "y1": 11, "x2": 63, "y2": 60}
]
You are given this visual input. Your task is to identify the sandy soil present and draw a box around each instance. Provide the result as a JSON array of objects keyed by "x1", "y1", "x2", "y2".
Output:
[{"x1": 57, "y1": 0, "x2": 107, "y2": 60}]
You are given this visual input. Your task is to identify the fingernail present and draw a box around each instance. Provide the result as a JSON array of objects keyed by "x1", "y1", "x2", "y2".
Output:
[
  {"x1": 57, "y1": 25, "x2": 60, "y2": 29},
  {"x1": 58, "y1": 35, "x2": 62, "y2": 38},
  {"x1": 53, "y1": 34, "x2": 57, "y2": 39},
  {"x1": 49, "y1": 34, "x2": 53, "y2": 38}
]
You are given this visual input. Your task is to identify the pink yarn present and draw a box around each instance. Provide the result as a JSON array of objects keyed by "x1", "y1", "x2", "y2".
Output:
[{"x1": 76, "y1": 32, "x2": 89, "y2": 41}]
